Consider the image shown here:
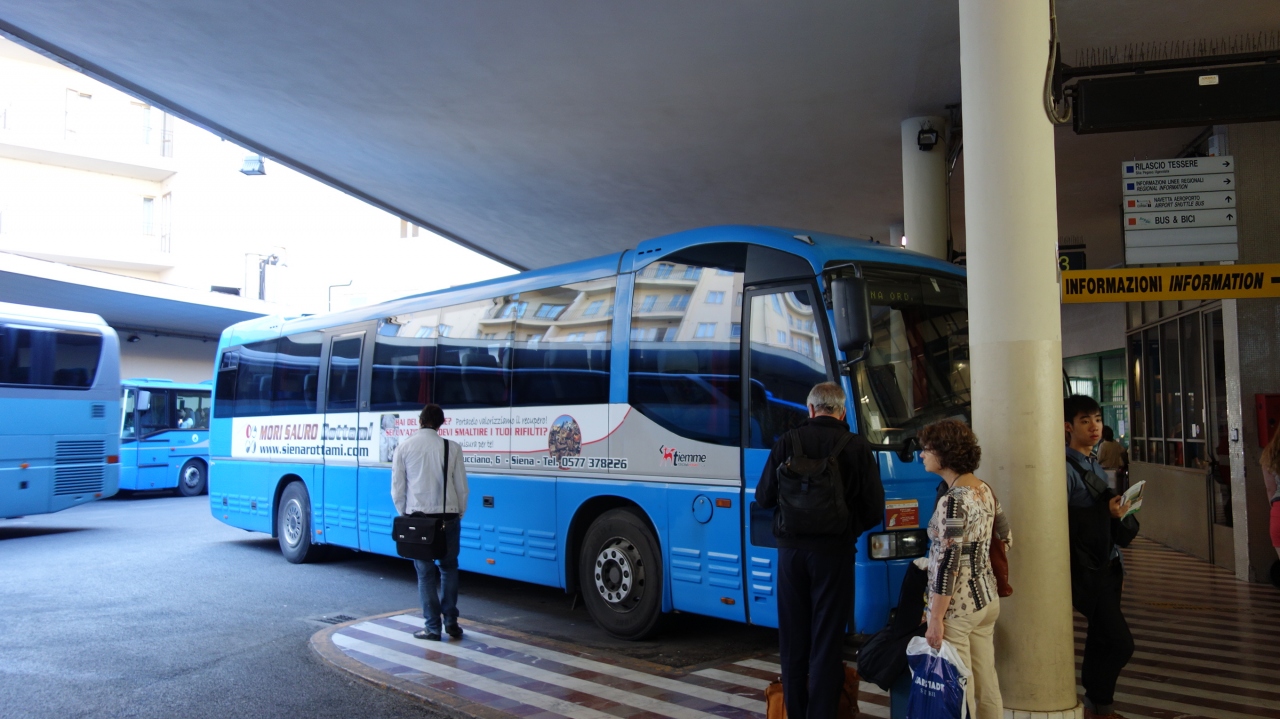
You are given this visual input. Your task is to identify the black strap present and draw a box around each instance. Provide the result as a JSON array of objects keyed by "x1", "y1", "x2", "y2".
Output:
[
  {"x1": 1067, "y1": 454, "x2": 1110, "y2": 500},
  {"x1": 441, "y1": 439, "x2": 450, "y2": 515},
  {"x1": 829, "y1": 432, "x2": 854, "y2": 460},
  {"x1": 787, "y1": 430, "x2": 805, "y2": 460}
]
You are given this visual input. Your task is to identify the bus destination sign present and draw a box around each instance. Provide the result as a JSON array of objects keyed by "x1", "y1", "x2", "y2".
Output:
[{"x1": 1062, "y1": 264, "x2": 1280, "y2": 304}]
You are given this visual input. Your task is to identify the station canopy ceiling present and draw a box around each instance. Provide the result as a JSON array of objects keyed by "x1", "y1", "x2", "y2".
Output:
[{"x1": 0, "y1": 2, "x2": 1274, "y2": 270}]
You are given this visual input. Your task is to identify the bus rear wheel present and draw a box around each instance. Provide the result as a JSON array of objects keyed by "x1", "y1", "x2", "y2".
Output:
[
  {"x1": 278, "y1": 481, "x2": 318, "y2": 564},
  {"x1": 176, "y1": 459, "x2": 207, "y2": 497},
  {"x1": 578, "y1": 508, "x2": 662, "y2": 640}
]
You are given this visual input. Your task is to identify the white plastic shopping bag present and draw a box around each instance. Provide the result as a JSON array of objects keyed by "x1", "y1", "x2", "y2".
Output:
[{"x1": 905, "y1": 635, "x2": 972, "y2": 719}]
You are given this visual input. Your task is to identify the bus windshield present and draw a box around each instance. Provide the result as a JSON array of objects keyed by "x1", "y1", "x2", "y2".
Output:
[{"x1": 854, "y1": 267, "x2": 970, "y2": 446}]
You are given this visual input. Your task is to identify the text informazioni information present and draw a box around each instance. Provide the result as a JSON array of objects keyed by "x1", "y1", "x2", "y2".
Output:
[
  {"x1": 1122, "y1": 156, "x2": 1239, "y2": 264},
  {"x1": 1061, "y1": 264, "x2": 1280, "y2": 304}
]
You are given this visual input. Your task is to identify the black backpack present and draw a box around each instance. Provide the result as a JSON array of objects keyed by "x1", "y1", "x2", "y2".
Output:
[{"x1": 776, "y1": 430, "x2": 852, "y2": 536}]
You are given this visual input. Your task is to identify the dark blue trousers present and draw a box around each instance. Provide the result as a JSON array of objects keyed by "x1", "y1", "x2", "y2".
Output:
[{"x1": 777, "y1": 547, "x2": 853, "y2": 719}]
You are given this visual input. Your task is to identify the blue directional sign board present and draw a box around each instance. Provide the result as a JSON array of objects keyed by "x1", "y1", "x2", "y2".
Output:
[{"x1": 1122, "y1": 156, "x2": 1238, "y2": 264}]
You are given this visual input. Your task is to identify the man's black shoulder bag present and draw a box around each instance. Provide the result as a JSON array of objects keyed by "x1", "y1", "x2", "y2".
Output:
[{"x1": 393, "y1": 440, "x2": 453, "y2": 561}]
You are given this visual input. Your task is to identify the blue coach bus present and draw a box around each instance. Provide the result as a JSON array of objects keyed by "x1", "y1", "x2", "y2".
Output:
[
  {"x1": 0, "y1": 302, "x2": 120, "y2": 519},
  {"x1": 119, "y1": 379, "x2": 211, "y2": 496},
  {"x1": 209, "y1": 226, "x2": 968, "y2": 638}
]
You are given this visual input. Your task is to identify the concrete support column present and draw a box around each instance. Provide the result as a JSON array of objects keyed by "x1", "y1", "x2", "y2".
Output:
[
  {"x1": 900, "y1": 116, "x2": 949, "y2": 260},
  {"x1": 959, "y1": 1, "x2": 1081, "y2": 716}
]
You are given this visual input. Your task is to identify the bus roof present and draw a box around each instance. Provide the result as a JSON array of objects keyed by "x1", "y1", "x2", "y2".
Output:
[
  {"x1": 0, "y1": 301, "x2": 109, "y2": 329},
  {"x1": 219, "y1": 224, "x2": 964, "y2": 347},
  {"x1": 123, "y1": 378, "x2": 214, "y2": 391}
]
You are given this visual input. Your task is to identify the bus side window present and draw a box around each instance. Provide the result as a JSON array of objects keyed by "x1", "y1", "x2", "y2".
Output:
[
  {"x1": 745, "y1": 289, "x2": 829, "y2": 449},
  {"x1": 273, "y1": 333, "x2": 323, "y2": 414},
  {"x1": 234, "y1": 340, "x2": 277, "y2": 417},
  {"x1": 510, "y1": 279, "x2": 614, "y2": 407},
  {"x1": 628, "y1": 260, "x2": 743, "y2": 446},
  {"x1": 214, "y1": 351, "x2": 240, "y2": 417},
  {"x1": 434, "y1": 298, "x2": 512, "y2": 409}
]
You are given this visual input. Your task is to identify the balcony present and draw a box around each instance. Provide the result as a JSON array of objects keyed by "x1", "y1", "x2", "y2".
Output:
[
  {"x1": 0, "y1": 231, "x2": 176, "y2": 272},
  {"x1": 0, "y1": 126, "x2": 176, "y2": 181}
]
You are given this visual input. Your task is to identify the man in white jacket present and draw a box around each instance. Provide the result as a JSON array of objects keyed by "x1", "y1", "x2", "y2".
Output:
[{"x1": 392, "y1": 403, "x2": 470, "y2": 641}]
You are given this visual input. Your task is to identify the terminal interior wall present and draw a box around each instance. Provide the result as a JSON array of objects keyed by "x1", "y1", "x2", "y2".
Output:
[{"x1": 119, "y1": 334, "x2": 216, "y2": 383}]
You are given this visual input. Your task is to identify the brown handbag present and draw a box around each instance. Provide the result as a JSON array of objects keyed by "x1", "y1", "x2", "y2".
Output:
[
  {"x1": 765, "y1": 664, "x2": 860, "y2": 719},
  {"x1": 987, "y1": 483, "x2": 1013, "y2": 597}
]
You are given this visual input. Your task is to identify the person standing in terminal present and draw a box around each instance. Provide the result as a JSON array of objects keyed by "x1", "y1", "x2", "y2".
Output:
[
  {"x1": 1097, "y1": 426, "x2": 1127, "y2": 491},
  {"x1": 918, "y1": 419, "x2": 1008, "y2": 719},
  {"x1": 1261, "y1": 429, "x2": 1280, "y2": 574},
  {"x1": 755, "y1": 382, "x2": 884, "y2": 719},
  {"x1": 392, "y1": 403, "x2": 470, "y2": 641},
  {"x1": 1064, "y1": 395, "x2": 1138, "y2": 719}
]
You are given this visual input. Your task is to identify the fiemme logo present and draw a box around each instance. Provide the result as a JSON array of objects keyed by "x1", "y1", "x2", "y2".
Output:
[{"x1": 659, "y1": 445, "x2": 706, "y2": 467}]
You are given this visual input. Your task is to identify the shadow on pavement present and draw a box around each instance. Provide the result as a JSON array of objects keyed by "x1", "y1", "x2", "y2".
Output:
[{"x1": 0, "y1": 526, "x2": 91, "y2": 540}]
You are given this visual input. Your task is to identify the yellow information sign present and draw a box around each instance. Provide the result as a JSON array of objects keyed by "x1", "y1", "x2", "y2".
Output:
[{"x1": 1061, "y1": 264, "x2": 1280, "y2": 303}]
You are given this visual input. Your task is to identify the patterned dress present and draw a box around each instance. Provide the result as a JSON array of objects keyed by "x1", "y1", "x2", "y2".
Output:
[{"x1": 925, "y1": 482, "x2": 1011, "y2": 619}]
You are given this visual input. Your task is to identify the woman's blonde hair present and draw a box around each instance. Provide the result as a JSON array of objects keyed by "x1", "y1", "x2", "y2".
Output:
[{"x1": 1263, "y1": 428, "x2": 1280, "y2": 475}]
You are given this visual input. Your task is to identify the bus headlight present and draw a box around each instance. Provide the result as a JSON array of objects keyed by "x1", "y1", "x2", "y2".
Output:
[{"x1": 868, "y1": 530, "x2": 929, "y2": 559}]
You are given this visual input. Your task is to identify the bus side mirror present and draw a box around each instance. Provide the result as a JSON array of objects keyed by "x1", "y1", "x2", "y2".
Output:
[
  {"x1": 137, "y1": 390, "x2": 151, "y2": 412},
  {"x1": 830, "y1": 277, "x2": 872, "y2": 361}
]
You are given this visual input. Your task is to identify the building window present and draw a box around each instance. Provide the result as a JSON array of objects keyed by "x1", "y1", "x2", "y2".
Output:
[
  {"x1": 705, "y1": 291, "x2": 725, "y2": 304},
  {"x1": 566, "y1": 332, "x2": 586, "y2": 342},
  {"x1": 683, "y1": 266, "x2": 703, "y2": 280},
  {"x1": 400, "y1": 220, "x2": 420, "y2": 238},
  {"x1": 64, "y1": 89, "x2": 92, "y2": 138},
  {"x1": 640, "y1": 295, "x2": 658, "y2": 312},
  {"x1": 770, "y1": 295, "x2": 784, "y2": 315},
  {"x1": 583, "y1": 300, "x2": 604, "y2": 316},
  {"x1": 534, "y1": 303, "x2": 567, "y2": 319},
  {"x1": 594, "y1": 330, "x2": 607, "y2": 341},
  {"x1": 527, "y1": 333, "x2": 543, "y2": 341},
  {"x1": 500, "y1": 301, "x2": 528, "y2": 319},
  {"x1": 730, "y1": 323, "x2": 741, "y2": 339},
  {"x1": 437, "y1": 324, "x2": 452, "y2": 337},
  {"x1": 654, "y1": 264, "x2": 673, "y2": 279},
  {"x1": 160, "y1": 112, "x2": 173, "y2": 157},
  {"x1": 695, "y1": 323, "x2": 717, "y2": 338},
  {"x1": 776, "y1": 330, "x2": 787, "y2": 345},
  {"x1": 668, "y1": 294, "x2": 689, "y2": 310},
  {"x1": 135, "y1": 102, "x2": 152, "y2": 145},
  {"x1": 735, "y1": 292, "x2": 743, "y2": 307},
  {"x1": 141, "y1": 197, "x2": 155, "y2": 235},
  {"x1": 716, "y1": 269, "x2": 734, "y2": 276}
]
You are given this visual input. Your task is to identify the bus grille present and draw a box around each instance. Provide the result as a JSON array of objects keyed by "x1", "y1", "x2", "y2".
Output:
[
  {"x1": 56, "y1": 440, "x2": 106, "y2": 464},
  {"x1": 54, "y1": 465, "x2": 104, "y2": 496},
  {"x1": 91, "y1": 404, "x2": 105, "y2": 418}
]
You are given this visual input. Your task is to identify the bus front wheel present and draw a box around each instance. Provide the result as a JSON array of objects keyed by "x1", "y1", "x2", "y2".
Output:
[
  {"x1": 278, "y1": 482, "x2": 318, "y2": 564},
  {"x1": 578, "y1": 508, "x2": 662, "y2": 640},
  {"x1": 176, "y1": 460, "x2": 207, "y2": 497}
]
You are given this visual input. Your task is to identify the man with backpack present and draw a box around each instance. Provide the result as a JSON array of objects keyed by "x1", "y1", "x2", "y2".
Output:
[{"x1": 756, "y1": 382, "x2": 885, "y2": 719}]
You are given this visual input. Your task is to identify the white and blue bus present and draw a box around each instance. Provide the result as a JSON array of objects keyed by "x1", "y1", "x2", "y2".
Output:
[
  {"x1": 119, "y1": 379, "x2": 211, "y2": 496},
  {"x1": 210, "y1": 226, "x2": 968, "y2": 638},
  {"x1": 0, "y1": 302, "x2": 121, "y2": 519}
]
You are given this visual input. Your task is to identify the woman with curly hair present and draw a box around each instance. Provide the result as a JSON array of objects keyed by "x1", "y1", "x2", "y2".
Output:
[{"x1": 917, "y1": 419, "x2": 1011, "y2": 719}]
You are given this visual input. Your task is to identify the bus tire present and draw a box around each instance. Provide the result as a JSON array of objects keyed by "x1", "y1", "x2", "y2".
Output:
[
  {"x1": 176, "y1": 459, "x2": 207, "y2": 497},
  {"x1": 578, "y1": 508, "x2": 662, "y2": 640},
  {"x1": 278, "y1": 481, "x2": 317, "y2": 564}
]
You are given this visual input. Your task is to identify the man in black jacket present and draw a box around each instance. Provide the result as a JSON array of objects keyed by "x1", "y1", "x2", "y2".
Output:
[
  {"x1": 1064, "y1": 395, "x2": 1137, "y2": 719},
  {"x1": 756, "y1": 382, "x2": 885, "y2": 719}
]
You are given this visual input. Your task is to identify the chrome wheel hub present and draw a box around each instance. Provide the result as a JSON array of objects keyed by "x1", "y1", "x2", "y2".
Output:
[
  {"x1": 593, "y1": 536, "x2": 644, "y2": 610},
  {"x1": 283, "y1": 499, "x2": 304, "y2": 547}
]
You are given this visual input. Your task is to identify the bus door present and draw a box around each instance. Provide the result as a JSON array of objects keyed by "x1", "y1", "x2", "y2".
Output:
[
  {"x1": 119, "y1": 387, "x2": 139, "y2": 488},
  {"x1": 321, "y1": 330, "x2": 366, "y2": 549},
  {"x1": 134, "y1": 387, "x2": 175, "y2": 488},
  {"x1": 741, "y1": 284, "x2": 834, "y2": 627}
]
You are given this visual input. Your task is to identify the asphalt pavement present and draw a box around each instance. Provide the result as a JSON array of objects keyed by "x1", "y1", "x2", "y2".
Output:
[{"x1": 0, "y1": 494, "x2": 776, "y2": 719}]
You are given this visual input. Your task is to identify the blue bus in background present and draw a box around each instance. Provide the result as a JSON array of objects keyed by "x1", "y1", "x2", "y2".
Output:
[
  {"x1": 209, "y1": 226, "x2": 968, "y2": 638},
  {"x1": 119, "y1": 379, "x2": 211, "y2": 496},
  {"x1": 0, "y1": 302, "x2": 120, "y2": 519}
]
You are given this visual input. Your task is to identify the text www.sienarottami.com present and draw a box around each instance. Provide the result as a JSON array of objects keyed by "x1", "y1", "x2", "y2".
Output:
[{"x1": 253, "y1": 445, "x2": 368, "y2": 457}]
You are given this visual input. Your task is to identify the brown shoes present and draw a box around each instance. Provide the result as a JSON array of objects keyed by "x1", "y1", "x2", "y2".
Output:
[{"x1": 1084, "y1": 708, "x2": 1126, "y2": 719}]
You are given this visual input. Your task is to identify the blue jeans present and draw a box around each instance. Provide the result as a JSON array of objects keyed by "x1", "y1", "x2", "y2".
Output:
[{"x1": 413, "y1": 519, "x2": 461, "y2": 634}]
